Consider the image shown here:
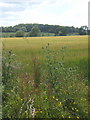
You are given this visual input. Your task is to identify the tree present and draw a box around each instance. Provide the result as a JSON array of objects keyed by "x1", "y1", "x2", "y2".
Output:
[
  {"x1": 55, "y1": 27, "x2": 67, "y2": 36},
  {"x1": 28, "y1": 25, "x2": 41, "y2": 37},
  {"x1": 20, "y1": 27, "x2": 27, "y2": 32},
  {"x1": 55, "y1": 27, "x2": 61, "y2": 36},
  {"x1": 60, "y1": 28, "x2": 67, "y2": 36},
  {"x1": 88, "y1": 30, "x2": 90, "y2": 35},
  {"x1": 79, "y1": 26, "x2": 88, "y2": 35},
  {"x1": 15, "y1": 30, "x2": 25, "y2": 37}
]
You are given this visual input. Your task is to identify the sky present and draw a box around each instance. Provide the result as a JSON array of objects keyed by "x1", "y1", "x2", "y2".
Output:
[
  {"x1": 0, "y1": 0, "x2": 89, "y2": 27},
  {"x1": 88, "y1": 1, "x2": 90, "y2": 29}
]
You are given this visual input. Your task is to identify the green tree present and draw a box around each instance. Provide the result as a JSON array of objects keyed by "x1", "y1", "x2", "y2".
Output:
[
  {"x1": 20, "y1": 27, "x2": 27, "y2": 32},
  {"x1": 15, "y1": 30, "x2": 25, "y2": 37},
  {"x1": 88, "y1": 30, "x2": 90, "y2": 35},
  {"x1": 79, "y1": 26, "x2": 88, "y2": 35},
  {"x1": 55, "y1": 27, "x2": 67, "y2": 36},
  {"x1": 28, "y1": 25, "x2": 41, "y2": 37}
]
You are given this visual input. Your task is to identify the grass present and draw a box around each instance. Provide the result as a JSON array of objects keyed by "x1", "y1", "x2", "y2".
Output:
[
  {"x1": 2, "y1": 35, "x2": 88, "y2": 119},
  {"x1": 2, "y1": 32, "x2": 55, "y2": 38},
  {"x1": 3, "y1": 35, "x2": 88, "y2": 75}
]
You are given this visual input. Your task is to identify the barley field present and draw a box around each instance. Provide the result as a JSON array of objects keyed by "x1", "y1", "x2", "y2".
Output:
[
  {"x1": 3, "y1": 35, "x2": 88, "y2": 74},
  {"x1": 2, "y1": 35, "x2": 88, "y2": 119}
]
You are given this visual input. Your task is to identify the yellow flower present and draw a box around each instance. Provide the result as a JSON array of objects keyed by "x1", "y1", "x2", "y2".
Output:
[
  {"x1": 21, "y1": 99, "x2": 23, "y2": 101},
  {"x1": 76, "y1": 109, "x2": 78, "y2": 111},
  {"x1": 35, "y1": 111, "x2": 38, "y2": 113},
  {"x1": 58, "y1": 102, "x2": 62, "y2": 106},
  {"x1": 77, "y1": 116, "x2": 79, "y2": 119},
  {"x1": 18, "y1": 97, "x2": 20, "y2": 100},
  {"x1": 11, "y1": 90, "x2": 13, "y2": 92},
  {"x1": 72, "y1": 108, "x2": 74, "y2": 110},
  {"x1": 62, "y1": 115, "x2": 64, "y2": 118},
  {"x1": 52, "y1": 96, "x2": 55, "y2": 99},
  {"x1": 68, "y1": 116, "x2": 71, "y2": 118},
  {"x1": 60, "y1": 102, "x2": 62, "y2": 104},
  {"x1": 56, "y1": 98, "x2": 58, "y2": 101},
  {"x1": 40, "y1": 111, "x2": 42, "y2": 113}
]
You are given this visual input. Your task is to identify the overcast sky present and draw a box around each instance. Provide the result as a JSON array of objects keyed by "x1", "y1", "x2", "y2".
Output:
[{"x1": 0, "y1": 0, "x2": 89, "y2": 27}]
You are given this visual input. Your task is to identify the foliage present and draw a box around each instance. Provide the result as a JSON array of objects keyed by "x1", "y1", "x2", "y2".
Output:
[
  {"x1": 1, "y1": 23, "x2": 84, "y2": 37},
  {"x1": 55, "y1": 27, "x2": 67, "y2": 36},
  {"x1": 88, "y1": 30, "x2": 90, "y2": 35},
  {"x1": 15, "y1": 30, "x2": 25, "y2": 37},
  {"x1": 2, "y1": 50, "x2": 20, "y2": 118},
  {"x1": 2, "y1": 32, "x2": 16, "y2": 38},
  {"x1": 41, "y1": 45, "x2": 88, "y2": 118},
  {"x1": 78, "y1": 26, "x2": 88, "y2": 35},
  {"x1": 2, "y1": 36, "x2": 88, "y2": 77},
  {"x1": 20, "y1": 27, "x2": 27, "y2": 32},
  {"x1": 28, "y1": 25, "x2": 41, "y2": 37},
  {"x1": 2, "y1": 45, "x2": 88, "y2": 119}
]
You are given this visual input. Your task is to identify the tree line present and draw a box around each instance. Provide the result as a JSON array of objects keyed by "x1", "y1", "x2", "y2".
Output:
[{"x1": 1, "y1": 23, "x2": 88, "y2": 37}]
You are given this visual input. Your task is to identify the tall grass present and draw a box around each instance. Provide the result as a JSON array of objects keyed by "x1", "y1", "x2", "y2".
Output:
[
  {"x1": 2, "y1": 44, "x2": 88, "y2": 118},
  {"x1": 3, "y1": 36, "x2": 88, "y2": 76}
]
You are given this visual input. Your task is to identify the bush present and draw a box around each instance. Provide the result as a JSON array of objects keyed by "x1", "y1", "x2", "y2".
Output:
[
  {"x1": 2, "y1": 50, "x2": 20, "y2": 118},
  {"x1": 15, "y1": 30, "x2": 25, "y2": 37},
  {"x1": 28, "y1": 25, "x2": 41, "y2": 37},
  {"x1": 2, "y1": 46, "x2": 88, "y2": 119}
]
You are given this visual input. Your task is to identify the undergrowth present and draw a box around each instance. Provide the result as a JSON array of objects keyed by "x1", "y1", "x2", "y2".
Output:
[{"x1": 2, "y1": 44, "x2": 88, "y2": 119}]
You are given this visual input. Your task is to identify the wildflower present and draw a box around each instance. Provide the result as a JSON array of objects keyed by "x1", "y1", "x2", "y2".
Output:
[
  {"x1": 35, "y1": 111, "x2": 38, "y2": 114},
  {"x1": 21, "y1": 99, "x2": 23, "y2": 101},
  {"x1": 68, "y1": 116, "x2": 71, "y2": 118},
  {"x1": 40, "y1": 111, "x2": 42, "y2": 113},
  {"x1": 56, "y1": 98, "x2": 58, "y2": 101},
  {"x1": 52, "y1": 96, "x2": 55, "y2": 99},
  {"x1": 11, "y1": 90, "x2": 13, "y2": 92},
  {"x1": 72, "y1": 108, "x2": 74, "y2": 110},
  {"x1": 17, "y1": 97, "x2": 20, "y2": 100},
  {"x1": 77, "y1": 116, "x2": 79, "y2": 119},
  {"x1": 62, "y1": 115, "x2": 64, "y2": 118},
  {"x1": 58, "y1": 102, "x2": 62, "y2": 106},
  {"x1": 76, "y1": 109, "x2": 78, "y2": 111}
]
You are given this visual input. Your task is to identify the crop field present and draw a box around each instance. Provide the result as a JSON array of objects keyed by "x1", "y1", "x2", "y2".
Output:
[
  {"x1": 3, "y1": 36, "x2": 88, "y2": 74},
  {"x1": 2, "y1": 35, "x2": 88, "y2": 119}
]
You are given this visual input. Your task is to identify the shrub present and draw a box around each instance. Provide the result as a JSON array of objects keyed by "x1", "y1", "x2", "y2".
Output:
[
  {"x1": 28, "y1": 25, "x2": 41, "y2": 37},
  {"x1": 2, "y1": 46, "x2": 88, "y2": 119},
  {"x1": 2, "y1": 50, "x2": 20, "y2": 118},
  {"x1": 15, "y1": 30, "x2": 25, "y2": 37}
]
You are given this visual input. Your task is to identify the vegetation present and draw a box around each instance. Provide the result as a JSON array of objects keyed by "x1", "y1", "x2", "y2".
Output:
[
  {"x1": 15, "y1": 30, "x2": 25, "y2": 37},
  {"x1": 1, "y1": 23, "x2": 88, "y2": 38},
  {"x1": 78, "y1": 26, "x2": 88, "y2": 35},
  {"x1": 28, "y1": 25, "x2": 41, "y2": 37},
  {"x1": 2, "y1": 35, "x2": 88, "y2": 119}
]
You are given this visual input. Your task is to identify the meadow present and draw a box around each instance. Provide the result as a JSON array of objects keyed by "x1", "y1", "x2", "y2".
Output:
[
  {"x1": 2, "y1": 32, "x2": 55, "y2": 38},
  {"x1": 3, "y1": 36, "x2": 88, "y2": 75},
  {"x1": 2, "y1": 35, "x2": 88, "y2": 119}
]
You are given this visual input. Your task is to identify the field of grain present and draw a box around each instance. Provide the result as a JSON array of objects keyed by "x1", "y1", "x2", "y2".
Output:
[
  {"x1": 3, "y1": 35, "x2": 88, "y2": 75},
  {"x1": 2, "y1": 35, "x2": 88, "y2": 119}
]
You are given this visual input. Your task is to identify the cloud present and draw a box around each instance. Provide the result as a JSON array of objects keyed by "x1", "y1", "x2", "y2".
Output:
[
  {"x1": 0, "y1": 0, "x2": 43, "y2": 13},
  {"x1": 0, "y1": 1, "x2": 27, "y2": 12},
  {"x1": 0, "y1": 0, "x2": 89, "y2": 27}
]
